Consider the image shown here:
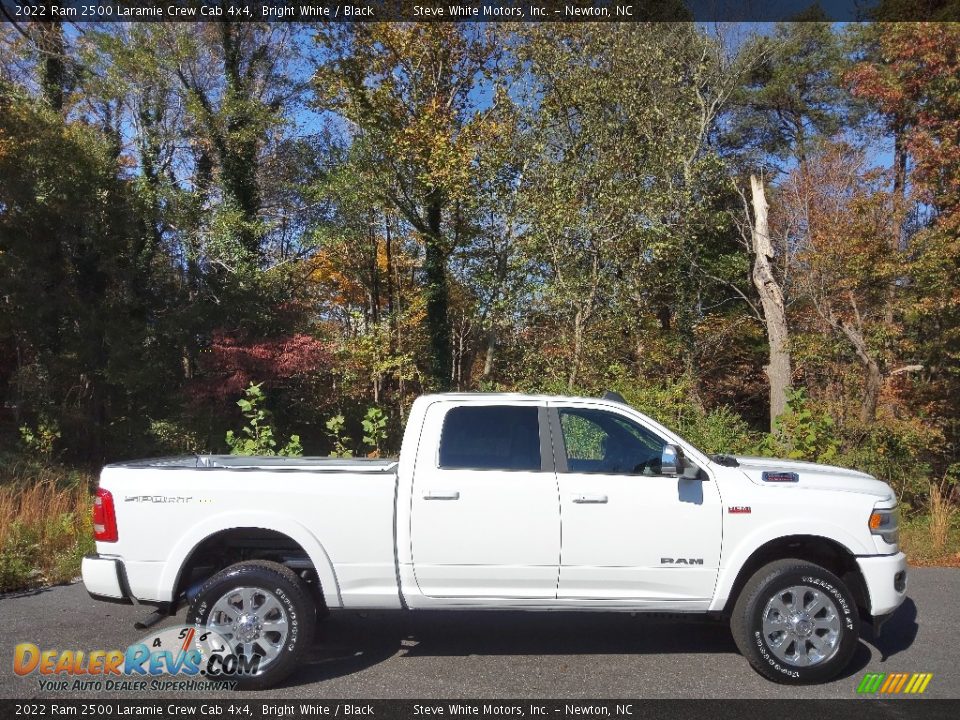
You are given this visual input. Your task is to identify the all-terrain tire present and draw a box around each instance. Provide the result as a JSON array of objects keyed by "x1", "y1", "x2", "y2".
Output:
[
  {"x1": 730, "y1": 558, "x2": 860, "y2": 684},
  {"x1": 187, "y1": 560, "x2": 316, "y2": 690}
]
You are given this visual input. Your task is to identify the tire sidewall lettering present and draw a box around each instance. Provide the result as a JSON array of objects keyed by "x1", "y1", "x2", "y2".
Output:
[
  {"x1": 272, "y1": 585, "x2": 300, "y2": 650},
  {"x1": 801, "y1": 575, "x2": 855, "y2": 630},
  {"x1": 753, "y1": 630, "x2": 800, "y2": 678}
]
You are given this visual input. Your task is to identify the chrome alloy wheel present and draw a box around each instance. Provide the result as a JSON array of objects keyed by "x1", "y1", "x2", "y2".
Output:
[
  {"x1": 207, "y1": 586, "x2": 289, "y2": 673},
  {"x1": 761, "y1": 584, "x2": 842, "y2": 667}
]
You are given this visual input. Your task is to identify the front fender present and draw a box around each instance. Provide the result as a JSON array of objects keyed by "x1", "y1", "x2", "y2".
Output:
[{"x1": 709, "y1": 520, "x2": 871, "y2": 612}]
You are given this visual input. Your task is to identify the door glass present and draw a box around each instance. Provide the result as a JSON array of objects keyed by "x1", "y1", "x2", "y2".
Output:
[
  {"x1": 439, "y1": 406, "x2": 541, "y2": 471},
  {"x1": 559, "y1": 408, "x2": 666, "y2": 475}
]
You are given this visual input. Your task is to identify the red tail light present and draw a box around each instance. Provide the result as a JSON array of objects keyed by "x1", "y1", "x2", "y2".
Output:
[{"x1": 92, "y1": 488, "x2": 118, "y2": 542}]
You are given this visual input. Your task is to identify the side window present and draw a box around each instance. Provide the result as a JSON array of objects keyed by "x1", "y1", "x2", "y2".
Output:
[
  {"x1": 439, "y1": 406, "x2": 541, "y2": 471},
  {"x1": 558, "y1": 408, "x2": 667, "y2": 475}
]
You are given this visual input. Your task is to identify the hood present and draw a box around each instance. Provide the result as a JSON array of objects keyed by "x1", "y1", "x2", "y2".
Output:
[{"x1": 732, "y1": 455, "x2": 895, "y2": 502}]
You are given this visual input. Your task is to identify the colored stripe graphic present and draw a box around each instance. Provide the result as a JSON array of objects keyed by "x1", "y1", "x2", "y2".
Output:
[
  {"x1": 892, "y1": 673, "x2": 909, "y2": 693},
  {"x1": 880, "y1": 674, "x2": 898, "y2": 693},
  {"x1": 857, "y1": 673, "x2": 886, "y2": 693},
  {"x1": 857, "y1": 672, "x2": 932, "y2": 694}
]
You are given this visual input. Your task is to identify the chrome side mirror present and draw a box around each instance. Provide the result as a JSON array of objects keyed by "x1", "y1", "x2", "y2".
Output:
[
  {"x1": 661, "y1": 443, "x2": 683, "y2": 477},
  {"x1": 661, "y1": 443, "x2": 703, "y2": 480}
]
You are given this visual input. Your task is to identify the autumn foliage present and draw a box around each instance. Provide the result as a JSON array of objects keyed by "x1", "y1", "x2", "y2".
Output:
[
  {"x1": 0, "y1": 19, "x2": 958, "y2": 546},
  {"x1": 197, "y1": 332, "x2": 334, "y2": 401}
]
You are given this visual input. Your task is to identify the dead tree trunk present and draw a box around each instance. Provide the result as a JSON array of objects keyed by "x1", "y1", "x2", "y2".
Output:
[
  {"x1": 825, "y1": 299, "x2": 882, "y2": 425},
  {"x1": 750, "y1": 174, "x2": 793, "y2": 431}
]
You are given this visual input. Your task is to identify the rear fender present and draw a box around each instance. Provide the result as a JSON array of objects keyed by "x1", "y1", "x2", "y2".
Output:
[{"x1": 158, "y1": 512, "x2": 341, "y2": 608}]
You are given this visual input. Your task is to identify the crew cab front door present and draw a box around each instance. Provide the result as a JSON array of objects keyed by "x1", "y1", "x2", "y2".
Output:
[
  {"x1": 410, "y1": 402, "x2": 561, "y2": 598},
  {"x1": 550, "y1": 403, "x2": 722, "y2": 604}
]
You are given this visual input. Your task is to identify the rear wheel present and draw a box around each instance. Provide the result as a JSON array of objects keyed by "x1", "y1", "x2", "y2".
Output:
[
  {"x1": 731, "y1": 559, "x2": 860, "y2": 684},
  {"x1": 187, "y1": 560, "x2": 316, "y2": 690}
]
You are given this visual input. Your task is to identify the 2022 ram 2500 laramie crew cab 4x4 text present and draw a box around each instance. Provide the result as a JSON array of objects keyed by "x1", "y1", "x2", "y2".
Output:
[{"x1": 83, "y1": 392, "x2": 907, "y2": 688}]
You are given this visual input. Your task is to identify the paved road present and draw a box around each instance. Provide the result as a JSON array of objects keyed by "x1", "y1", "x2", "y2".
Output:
[{"x1": 1, "y1": 568, "x2": 956, "y2": 699}]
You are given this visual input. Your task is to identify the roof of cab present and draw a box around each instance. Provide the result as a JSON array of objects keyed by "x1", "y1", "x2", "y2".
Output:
[{"x1": 417, "y1": 391, "x2": 627, "y2": 405}]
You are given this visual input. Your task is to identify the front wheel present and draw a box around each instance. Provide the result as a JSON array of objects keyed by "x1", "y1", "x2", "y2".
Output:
[
  {"x1": 731, "y1": 559, "x2": 860, "y2": 684},
  {"x1": 187, "y1": 560, "x2": 316, "y2": 690}
]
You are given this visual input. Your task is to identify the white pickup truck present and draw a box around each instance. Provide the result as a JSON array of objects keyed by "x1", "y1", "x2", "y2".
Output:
[{"x1": 83, "y1": 392, "x2": 907, "y2": 688}]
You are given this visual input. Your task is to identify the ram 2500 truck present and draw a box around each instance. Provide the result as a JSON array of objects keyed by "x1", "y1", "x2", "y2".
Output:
[{"x1": 83, "y1": 392, "x2": 907, "y2": 688}]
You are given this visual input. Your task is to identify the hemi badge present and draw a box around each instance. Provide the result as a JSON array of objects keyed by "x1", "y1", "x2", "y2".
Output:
[
  {"x1": 762, "y1": 471, "x2": 800, "y2": 483},
  {"x1": 728, "y1": 506, "x2": 752, "y2": 514}
]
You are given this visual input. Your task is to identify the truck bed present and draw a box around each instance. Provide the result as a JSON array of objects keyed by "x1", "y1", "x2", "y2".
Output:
[{"x1": 95, "y1": 455, "x2": 402, "y2": 608}]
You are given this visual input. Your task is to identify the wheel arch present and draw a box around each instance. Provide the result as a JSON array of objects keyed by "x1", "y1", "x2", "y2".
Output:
[
  {"x1": 713, "y1": 533, "x2": 869, "y2": 616},
  {"x1": 159, "y1": 513, "x2": 341, "y2": 610}
]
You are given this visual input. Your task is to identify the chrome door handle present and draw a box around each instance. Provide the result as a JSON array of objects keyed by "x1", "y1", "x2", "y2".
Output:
[
  {"x1": 572, "y1": 494, "x2": 608, "y2": 504},
  {"x1": 423, "y1": 490, "x2": 460, "y2": 500}
]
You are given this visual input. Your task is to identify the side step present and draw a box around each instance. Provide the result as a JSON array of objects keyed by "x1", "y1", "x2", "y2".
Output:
[{"x1": 134, "y1": 604, "x2": 172, "y2": 630}]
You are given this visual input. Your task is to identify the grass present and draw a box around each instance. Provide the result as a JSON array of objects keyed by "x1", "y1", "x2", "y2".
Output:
[
  {"x1": 0, "y1": 466, "x2": 95, "y2": 593},
  {"x1": 928, "y1": 483, "x2": 957, "y2": 555},
  {"x1": 901, "y1": 490, "x2": 960, "y2": 567}
]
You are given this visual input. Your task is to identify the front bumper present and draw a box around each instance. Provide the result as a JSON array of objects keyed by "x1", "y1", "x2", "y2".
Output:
[
  {"x1": 81, "y1": 554, "x2": 132, "y2": 604},
  {"x1": 857, "y1": 551, "x2": 908, "y2": 617}
]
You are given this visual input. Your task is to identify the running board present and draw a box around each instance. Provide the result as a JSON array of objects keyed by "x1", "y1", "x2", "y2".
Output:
[{"x1": 134, "y1": 605, "x2": 171, "y2": 630}]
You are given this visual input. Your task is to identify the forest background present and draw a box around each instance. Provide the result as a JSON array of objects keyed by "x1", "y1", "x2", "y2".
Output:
[{"x1": 1, "y1": 10, "x2": 959, "y2": 591}]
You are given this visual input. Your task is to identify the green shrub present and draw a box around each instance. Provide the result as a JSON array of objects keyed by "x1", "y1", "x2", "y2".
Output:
[
  {"x1": 0, "y1": 522, "x2": 41, "y2": 592},
  {"x1": 324, "y1": 414, "x2": 353, "y2": 458},
  {"x1": 225, "y1": 382, "x2": 302, "y2": 457},
  {"x1": 757, "y1": 388, "x2": 840, "y2": 463},
  {"x1": 18, "y1": 415, "x2": 61, "y2": 460},
  {"x1": 361, "y1": 406, "x2": 389, "y2": 457},
  {"x1": 682, "y1": 406, "x2": 759, "y2": 455},
  {"x1": 149, "y1": 419, "x2": 204, "y2": 455},
  {"x1": 607, "y1": 376, "x2": 759, "y2": 455}
]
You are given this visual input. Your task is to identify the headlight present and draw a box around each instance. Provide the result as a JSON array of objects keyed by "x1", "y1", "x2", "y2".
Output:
[{"x1": 869, "y1": 507, "x2": 900, "y2": 546}]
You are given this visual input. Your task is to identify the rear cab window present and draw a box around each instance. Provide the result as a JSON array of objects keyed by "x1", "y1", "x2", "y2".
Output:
[{"x1": 439, "y1": 405, "x2": 542, "y2": 471}]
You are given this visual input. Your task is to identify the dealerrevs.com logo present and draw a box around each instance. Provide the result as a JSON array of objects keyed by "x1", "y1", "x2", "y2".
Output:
[
  {"x1": 857, "y1": 672, "x2": 933, "y2": 695},
  {"x1": 13, "y1": 625, "x2": 257, "y2": 692}
]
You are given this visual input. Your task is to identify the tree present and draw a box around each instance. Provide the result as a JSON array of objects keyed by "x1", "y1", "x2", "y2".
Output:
[
  {"x1": 0, "y1": 88, "x2": 175, "y2": 459},
  {"x1": 306, "y1": 133, "x2": 424, "y2": 411},
  {"x1": 449, "y1": 90, "x2": 532, "y2": 384},
  {"x1": 726, "y1": 19, "x2": 854, "y2": 429},
  {"x1": 162, "y1": 23, "x2": 302, "y2": 262},
  {"x1": 313, "y1": 24, "x2": 500, "y2": 390},
  {"x1": 777, "y1": 143, "x2": 899, "y2": 423},
  {"x1": 515, "y1": 23, "x2": 745, "y2": 394},
  {"x1": 729, "y1": 17, "x2": 851, "y2": 166},
  {"x1": 748, "y1": 174, "x2": 793, "y2": 428},
  {"x1": 848, "y1": 22, "x2": 960, "y2": 465}
]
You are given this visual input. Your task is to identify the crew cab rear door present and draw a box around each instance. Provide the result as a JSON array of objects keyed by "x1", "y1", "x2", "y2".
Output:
[
  {"x1": 549, "y1": 402, "x2": 722, "y2": 603},
  {"x1": 410, "y1": 400, "x2": 561, "y2": 598}
]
